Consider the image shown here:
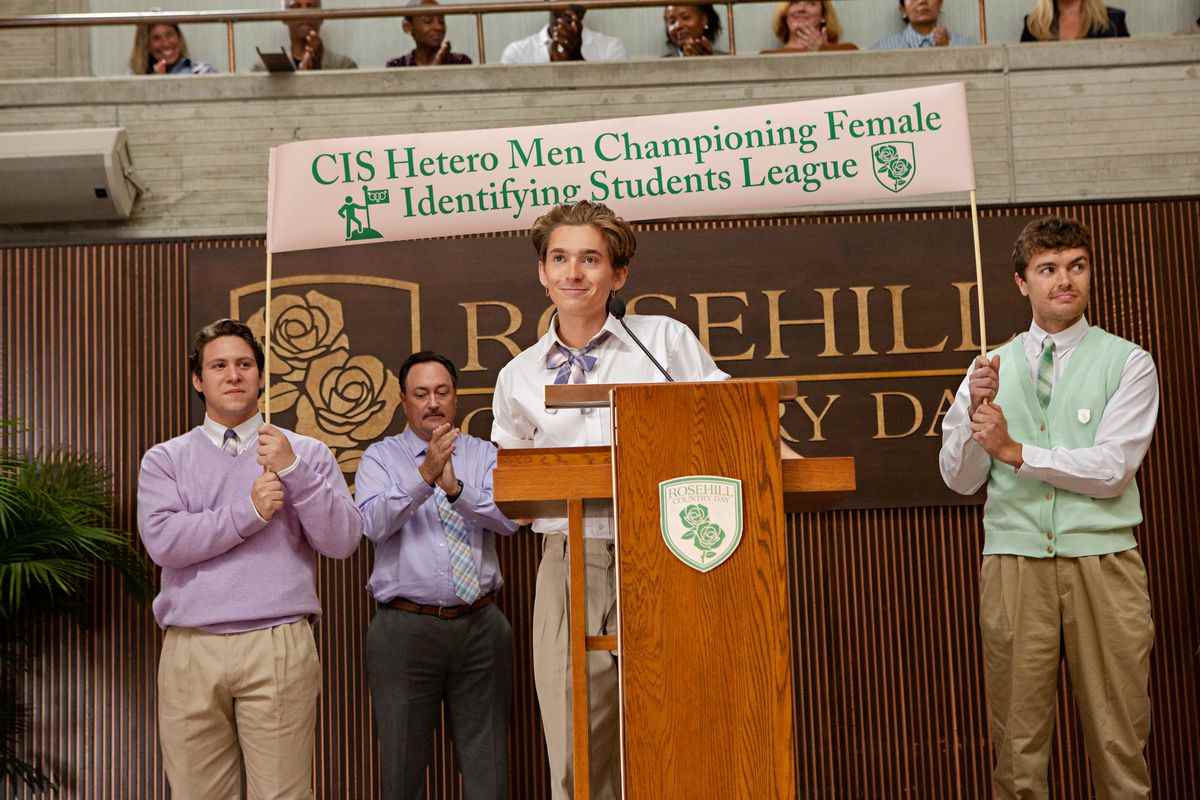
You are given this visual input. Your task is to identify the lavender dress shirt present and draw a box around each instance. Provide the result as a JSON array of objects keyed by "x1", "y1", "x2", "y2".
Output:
[{"x1": 356, "y1": 427, "x2": 518, "y2": 606}]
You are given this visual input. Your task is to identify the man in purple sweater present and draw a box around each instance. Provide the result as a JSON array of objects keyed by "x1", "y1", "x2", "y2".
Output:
[{"x1": 137, "y1": 318, "x2": 361, "y2": 800}]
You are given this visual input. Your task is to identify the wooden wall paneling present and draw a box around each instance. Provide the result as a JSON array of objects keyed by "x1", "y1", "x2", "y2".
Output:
[{"x1": 1, "y1": 199, "x2": 1196, "y2": 797}]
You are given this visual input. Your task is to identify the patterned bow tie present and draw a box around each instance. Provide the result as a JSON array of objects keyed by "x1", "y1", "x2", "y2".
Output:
[{"x1": 546, "y1": 332, "x2": 610, "y2": 385}]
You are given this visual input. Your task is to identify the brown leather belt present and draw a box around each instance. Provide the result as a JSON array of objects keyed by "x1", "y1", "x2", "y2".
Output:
[{"x1": 381, "y1": 591, "x2": 496, "y2": 620}]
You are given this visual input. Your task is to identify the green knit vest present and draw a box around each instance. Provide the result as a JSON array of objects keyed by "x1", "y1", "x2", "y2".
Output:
[{"x1": 983, "y1": 326, "x2": 1141, "y2": 558}]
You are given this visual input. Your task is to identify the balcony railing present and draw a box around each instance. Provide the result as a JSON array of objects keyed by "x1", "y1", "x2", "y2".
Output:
[{"x1": 0, "y1": 0, "x2": 989, "y2": 72}]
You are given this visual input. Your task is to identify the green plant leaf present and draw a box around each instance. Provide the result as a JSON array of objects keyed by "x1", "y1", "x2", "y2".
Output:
[{"x1": 0, "y1": 421, "x2": 154, "y2": 618}]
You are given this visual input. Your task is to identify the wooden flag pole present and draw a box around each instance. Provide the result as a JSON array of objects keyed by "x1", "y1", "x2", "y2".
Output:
[
  {"x1": 264, "y1": 248, "x2": 273, "y2": 425},
  {"x1": 264, "y1": 146, "x2": 277, "y2": 427},
  {"x1": 969, "y1": 189, "x2": 987, "y2": 358}
]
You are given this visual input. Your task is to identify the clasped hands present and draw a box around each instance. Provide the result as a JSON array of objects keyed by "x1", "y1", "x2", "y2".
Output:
[
  {"x1": 968, "y1": 355, "x2": 1023, "y2": 468},
  {"x1": 548, "y1": 12, "x2": 584, "y2": 61},
  {"x1": 418, "y1": 423, "x2": 461, "y2": 495},
  {"x1": 251, "y1": 424, "x2": 296, "y2": 522}
]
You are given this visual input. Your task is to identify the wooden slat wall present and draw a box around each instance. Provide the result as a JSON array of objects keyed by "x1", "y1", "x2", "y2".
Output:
[{"x1": 1, "y1": 199, "x2": 1196, "y2": 798}]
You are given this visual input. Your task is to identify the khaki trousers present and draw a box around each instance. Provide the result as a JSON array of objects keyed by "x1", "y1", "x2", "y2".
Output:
[
  {"x1": 979, "y1": 550, "x2": 1154, "y2": 800},
  {"x1": 157, "y1": 619, "x2": 322, "y2": 800},
  {"x1": 533, "y1": 533, "x2": 621, "y2": 800}
]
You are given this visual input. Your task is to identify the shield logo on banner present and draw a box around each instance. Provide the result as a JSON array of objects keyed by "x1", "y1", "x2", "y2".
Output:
[
  {"x1": 871, "y1": 141, "x2": 917, "y2": 193},
  {"x1": 658, "y1": 476, "x2": 743, "y2": 573}
]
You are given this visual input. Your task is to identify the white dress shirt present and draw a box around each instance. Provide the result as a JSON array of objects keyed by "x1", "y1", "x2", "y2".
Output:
[
  {"x1": 201, "y1": 412, "x2": 300, "y2": 521},
  {"x1": 491, "y1": 313, "x2": 728, "y2": 539},
  {"x1": 499, "y1": 25, "x2": 628, "y2": 64},
  {"x1": 939, "y1": 317, "x2": 1159, "y2": 499}
]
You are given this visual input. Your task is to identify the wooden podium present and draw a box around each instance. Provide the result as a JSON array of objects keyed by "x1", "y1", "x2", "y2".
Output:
[{"x1": 493, "y1": 379, "x2": 855, "y2": 799}]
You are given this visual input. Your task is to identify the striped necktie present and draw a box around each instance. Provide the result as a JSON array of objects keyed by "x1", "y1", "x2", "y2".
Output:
[
  {"x1": 1036, "y1": 338, "x2": 1055, "y2": 410},
  {"x1": 546, "y1": 332, "x2": 610, "y2": 385},
  {"x1": 222, "y1": 428, "x2": 239, "y2": 457},
  {"x1": 435, "y1": 491, "x2": 481, "y2": 603}
]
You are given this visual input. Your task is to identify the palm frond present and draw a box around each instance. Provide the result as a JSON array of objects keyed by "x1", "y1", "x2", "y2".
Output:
[{"x1": 0, "y1": 422, "x2": 153, "y2": 616}]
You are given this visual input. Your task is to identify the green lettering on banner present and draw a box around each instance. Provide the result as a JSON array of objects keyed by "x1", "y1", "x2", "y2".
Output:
[
  {"x1": 508, "y1": 137, "x2": 584, "y2": 169},
  {"x1": 826, "y1": 101, "x2": 941, "y2": 142}
]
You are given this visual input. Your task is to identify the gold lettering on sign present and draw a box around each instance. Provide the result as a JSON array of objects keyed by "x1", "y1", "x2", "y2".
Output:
[
  {"x1": 871, "y1": 391, "x2": 924, "y2": 439},
  {"x1": 628, "y1": 293, "x2": 678, "y2": 315},
  {"x1": 461, "y1": 301, "x2": 523, "y2": 372},
  {"x1": 691, "y1": 292, "x2": 755, "y2": 362},
  {"x1": 538, "y1": 305, "x2": 556, "y2": 339},
  {"x1": 763, "y1": 289, "x2": 841, "y2": 359},
  {"x1": 461, "y1": 406, "x2": 493, "y2": 438},
  {"x1": 849, "y1": 286, "x2": 877, "y2": 356},
  {"x1": 885, "y1": 285, "x2": 948, "y2": 354},
  {"x1": 925, "y1": 388, "x2": 957, "y2": 438},
  {"x1": 952, "y1": 282, "x2": 980, "y2": 352},
  {"x1": 795, "y1": 395, "x2": 841, "y2": 442}
]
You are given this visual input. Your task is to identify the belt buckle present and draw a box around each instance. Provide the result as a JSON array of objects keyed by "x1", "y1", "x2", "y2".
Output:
[{"x1": 437, "y1": 605, "x2": 454, "y2": 619}]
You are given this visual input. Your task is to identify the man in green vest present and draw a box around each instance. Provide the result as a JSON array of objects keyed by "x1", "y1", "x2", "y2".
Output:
[{"x1": 939, "y1": 216, "x2": 1159, "y2": 799}]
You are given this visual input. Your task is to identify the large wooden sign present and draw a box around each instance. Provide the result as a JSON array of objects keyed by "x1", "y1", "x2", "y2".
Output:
[{"x1": 189, "y1": 215, "x2": 1032, "y2": 508}]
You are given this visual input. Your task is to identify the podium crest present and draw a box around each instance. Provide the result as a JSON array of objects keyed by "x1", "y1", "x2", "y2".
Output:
[{"x1": 658, "y1": 476, "x2": 743, "y2": 573}]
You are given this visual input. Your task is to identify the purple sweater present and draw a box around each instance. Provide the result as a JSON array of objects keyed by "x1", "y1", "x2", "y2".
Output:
[{"x1": 137, "y1": 426, "x2": 361, "y2": 632}]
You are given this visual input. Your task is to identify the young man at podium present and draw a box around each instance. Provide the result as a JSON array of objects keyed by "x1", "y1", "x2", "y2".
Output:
[
  {"x1": 490, "y1": 201, "x2": 728, "y2": 799},
  {"x1": 939, "y1": 217, "x2": 1159, "y2": 798}
]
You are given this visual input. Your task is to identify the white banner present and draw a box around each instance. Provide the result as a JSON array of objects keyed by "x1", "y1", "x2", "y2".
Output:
[{"x1": 266, "y1": 82, "x2": 975, "y2": 253}]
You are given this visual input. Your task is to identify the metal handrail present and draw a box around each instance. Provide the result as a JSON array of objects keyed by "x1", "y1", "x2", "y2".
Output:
[{"x1": 0, "y1": 0, "x2": 988, "y2": 71}]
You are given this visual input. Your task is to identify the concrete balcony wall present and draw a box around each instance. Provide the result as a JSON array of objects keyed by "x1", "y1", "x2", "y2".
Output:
[{"x1": 0, "y1": 36, "x2": 1197, "y2": 243}]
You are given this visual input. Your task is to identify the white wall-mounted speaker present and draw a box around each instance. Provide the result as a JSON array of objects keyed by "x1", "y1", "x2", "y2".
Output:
[{"x1": 0, "y1": 128, "x2": 140, "y2": 224}]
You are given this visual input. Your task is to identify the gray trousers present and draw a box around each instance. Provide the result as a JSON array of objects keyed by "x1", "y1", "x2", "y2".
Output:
[{"x1": 366, "y1": 602, "x2": 513, "y2": 800}]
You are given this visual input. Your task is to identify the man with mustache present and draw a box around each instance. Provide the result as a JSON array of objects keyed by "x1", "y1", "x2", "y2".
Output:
[
  {"x1": 939, "y1": 217, "x2": 1159, "y2": 798},
  {"x1": 137, "y1": 318, "x2": 362, "y2": 799},
  {"x1": 356, "y1": 351, "x2": 519, "y2": 799}
]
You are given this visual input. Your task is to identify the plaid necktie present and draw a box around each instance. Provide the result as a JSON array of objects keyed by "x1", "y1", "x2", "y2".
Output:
[
  {"x1": 546, "y1": 331, "x2": 610, "y2": 385},
  {"x1": 435, "y1": 491, "x2": 481, "y2": 603},
  {"x1": 1036, "y1": 338, "x2": 1056, "y2": 410},
  {"x1": 222, "y1": 428, "x2": 239, "y2": 457}
]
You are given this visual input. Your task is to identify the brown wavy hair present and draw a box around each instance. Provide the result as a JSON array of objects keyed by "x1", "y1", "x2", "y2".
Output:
[
  {"x1": 530, "y1": 201, "x2": 638, "y2": 269},
  {"x1": 128, "y1": 22, "x2": 192, "y2": 74},
  {"x1": 1011, "y1": 217, "x2": 1094, "y2": 276}
]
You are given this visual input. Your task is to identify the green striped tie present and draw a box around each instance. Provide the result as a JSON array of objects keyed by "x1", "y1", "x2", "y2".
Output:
[{"x1": 1036, "y1": 339, "x2": 1055, "y2": 410}]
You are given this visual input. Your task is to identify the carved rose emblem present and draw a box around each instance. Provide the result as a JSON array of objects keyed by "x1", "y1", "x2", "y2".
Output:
[
  {"x1": 294, "y1": 349, "x2": 402, "y2": 474},
  {"x1": 247, "y1": 290, "x2": 350, "y2": 387}
]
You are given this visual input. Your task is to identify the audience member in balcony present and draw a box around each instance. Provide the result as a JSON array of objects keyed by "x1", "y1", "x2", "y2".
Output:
[
  {"x1": 1020, "y1": 0, "x2": 1129, "y2": 41},
  {"x1": 253, "y1": 0, "x2": 358, "y2": 71},
  {"x1": 129, "y1": 22, "x2": 217, "y2": 75},
  {"x1": 500, "y1": 3, "x2": 627, "y2": 64},
  {"x1": 663, "y1": 4, "x2": 725, "y2": 56},
  {"x1": 871, "y1": 0, "x2": 976, "y2": 49},
  {"x1": 761, "y1": 0, "x2": 857, "y2": 55},
  {"x1": 387, "y1": 0, "x2": 471, "y2": 66}
]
